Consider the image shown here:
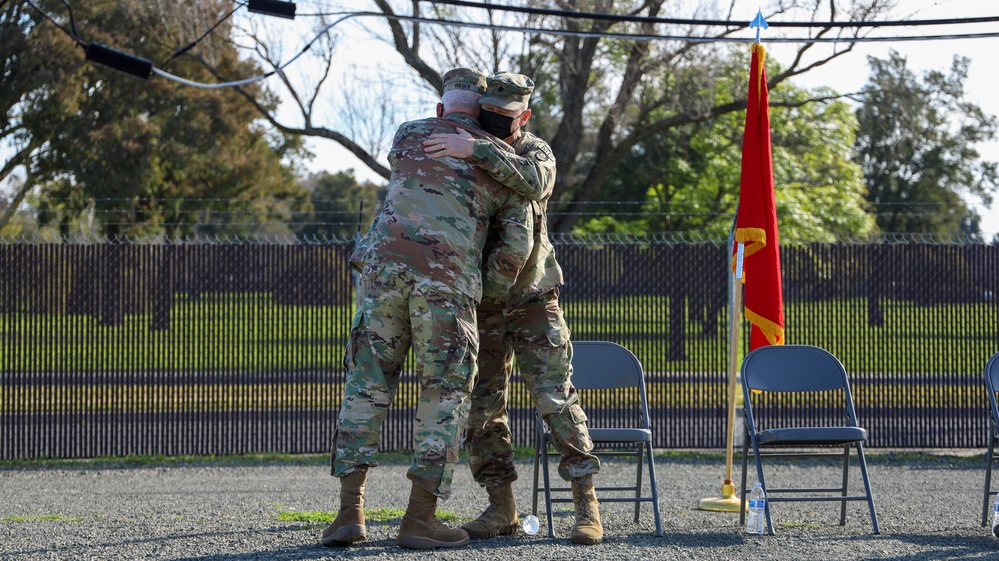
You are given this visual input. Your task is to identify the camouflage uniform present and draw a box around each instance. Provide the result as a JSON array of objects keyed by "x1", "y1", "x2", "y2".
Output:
[
  {"x1": 332, "y1": 79, "x2": 534, "y2": 500},
  {"x1": 463, "y1": 74, "x2": 600, "y2": 485}
]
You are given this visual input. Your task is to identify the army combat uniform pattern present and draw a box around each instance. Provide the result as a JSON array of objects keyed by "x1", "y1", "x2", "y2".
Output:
[
  {"x1": 464, "y1": 130, "x2": 601, "y2": 486},
  {"x1": 332, "y1": 112, "x2": 533, "y2": 500}
]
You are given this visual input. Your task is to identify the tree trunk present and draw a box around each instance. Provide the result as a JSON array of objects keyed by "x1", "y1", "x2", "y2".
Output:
[
  {"x1": 99, "y1": 226, "x2": 124, "y2": 327},
  {"x1": 151, "y1": 244, "x2": 173, "y2": 331}
]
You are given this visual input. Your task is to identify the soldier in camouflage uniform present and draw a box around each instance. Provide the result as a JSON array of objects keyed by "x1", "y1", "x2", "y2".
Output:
[
  {"x1": 424, "y1": 72, "x2": 603, "y2": 545},
  {"x1": 321, "y1": 68, "x2": 535, "y2": 551}
]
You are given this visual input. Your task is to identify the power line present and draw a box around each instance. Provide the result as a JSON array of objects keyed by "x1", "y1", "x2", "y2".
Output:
[
  {"x1": 160, "y1": 2, "x2": 247, "y2": 68},
  {"x1": 23, "y1": 0, "x2": 85, "y2": 49},
  {"x1": 20, "y1": 2, "x2": 999, "y2": 89},
  {"x1": 150, "y1": 10, "x2": 999, "y2": 89},
  {"x1": 152, "y1": 12, "x2": 359, "y2": 88},
  {"x1": 422, "y1": 0, "x2": 999, "y2": 29}
]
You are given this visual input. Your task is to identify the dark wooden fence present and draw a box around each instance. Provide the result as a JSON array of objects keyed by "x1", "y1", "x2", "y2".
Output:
[{"x1": 1, "y1": 235, "x2": 997, "y2": 459}]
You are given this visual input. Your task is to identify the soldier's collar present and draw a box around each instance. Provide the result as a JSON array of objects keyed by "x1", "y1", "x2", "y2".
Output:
[{"x1": 445, "y1": 112, "x2": 479, "y2": 127}]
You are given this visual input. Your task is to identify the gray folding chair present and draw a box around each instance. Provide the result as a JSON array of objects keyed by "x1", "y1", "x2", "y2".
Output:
[
  {"x1": 531, "y1": 341, "x2": 663, "y2": 537},
  {"x1": 980, "y1": 352, "x2": 999, "y2": 526},
  {"x1": 738, "y1": 344, "x2": 880, "y2": 535}
]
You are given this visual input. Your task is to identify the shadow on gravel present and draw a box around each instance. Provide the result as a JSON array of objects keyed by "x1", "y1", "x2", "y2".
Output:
[
  {"x1": 884, "y1": 533, "x2": 998, "y2": 561},
  {"x1": 4, "y1": 528, "x2": 338, "y2": 561},
  {"x1": 650, "y1": 532, "x2": 744, "y2": 547},
  {"x1": 167, "y1": 540, "x2": 410, "y2": 561},
  {"x1": 171, "y1": 545, "x2": 355, "y2": 561}
]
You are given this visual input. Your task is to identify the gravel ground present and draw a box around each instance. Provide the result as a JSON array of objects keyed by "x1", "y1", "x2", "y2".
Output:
[{"x1": 1, "y1": 452, "x2": 997, "y2": 560}]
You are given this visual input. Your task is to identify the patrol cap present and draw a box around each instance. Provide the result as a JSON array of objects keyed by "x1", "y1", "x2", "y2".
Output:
[
  {"x1": 479, "y1": 72, "x2": 535, "y2": 111},
  {"x1": 442, "y1": 67, "x2": 487, "y2": 94}
]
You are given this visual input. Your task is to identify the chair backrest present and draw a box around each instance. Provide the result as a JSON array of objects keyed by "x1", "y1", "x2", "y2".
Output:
[
  {"x1": 570, "y1": 341, "x2": 645, "y2": 390},
  {"x1": 741, "y1": 344, "x2": 850, "y2": 393},
  {"x1": 985, "y1": 352, "x2": 999, "y2": 425},
  {"x1": 741, "y1": 344, "x2": 858, "y2": 429},
  {"x1": 569, "y1": 341, "x2": 650, "y2": 428}
]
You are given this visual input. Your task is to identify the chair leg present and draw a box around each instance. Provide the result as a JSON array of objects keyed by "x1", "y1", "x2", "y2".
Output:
[
  {"x1": 644, "y1": 442, "x2": 663, "y2": 537},
  {"x1": 855, "y1": 443, "x2": 880, "y2": 535},
  {"x1": 633, "y1": 445, "x2": 644, "y2": 523},
  {"x1": 739, "y1": 433, "x2": 750, "y2": 526},
  {"x1": 541, "y1": 435, "x2": 554, "y2": 538},
  {"x1": 751, "y1": 440, "x2": 775, "y2": 536},
  {"x1": 984, "y1": 433, "x2": 996, "y2": 527},
  {"x1": 532, "y1": 429, "x2": 542, "y2": 517},
  {"x1": 839, "y1": 445, "x2": 850, "y2": 526}
]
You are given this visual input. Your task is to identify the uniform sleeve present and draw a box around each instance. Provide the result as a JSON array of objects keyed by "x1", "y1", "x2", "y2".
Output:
[
  {"x1": 481, "y1": 199, "x2": 536, "y2": 302},
  {"x1": 470, "y1": 137, "x2": 556, "y2": 202}
]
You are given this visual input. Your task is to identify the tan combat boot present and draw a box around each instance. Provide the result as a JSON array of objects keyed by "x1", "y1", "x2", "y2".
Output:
[
  {"x1": 396, "y1": 484, "x2": 470, "y2": 549},
  {"x1": 460, "y1": 484, "x2": 519, "y2": 539},
  {"x1": 320, "y1": 468, "x2": 367, "y2": 546},
  {"x1": 570, "y1": 477, "x2": 603, "y2": 545}
]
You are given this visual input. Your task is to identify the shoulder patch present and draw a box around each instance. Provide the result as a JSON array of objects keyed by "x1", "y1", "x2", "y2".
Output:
[{"x1": 531, "y1": 141, "x2": 554, "y2": 162}]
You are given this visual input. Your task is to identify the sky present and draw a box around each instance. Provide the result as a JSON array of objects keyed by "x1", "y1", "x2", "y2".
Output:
[{"x1": 297, "y1": 0, "x2": 999, "y2": 238}]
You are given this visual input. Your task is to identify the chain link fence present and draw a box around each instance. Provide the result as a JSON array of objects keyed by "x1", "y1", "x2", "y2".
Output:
[{"x1": 1, "y1": 234, "x2": 997, "y2": 459}]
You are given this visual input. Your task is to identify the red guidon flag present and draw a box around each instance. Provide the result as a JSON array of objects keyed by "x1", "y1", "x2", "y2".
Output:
[{"x1": 734, "y1": 42, "x2": 784, "y2": 350}]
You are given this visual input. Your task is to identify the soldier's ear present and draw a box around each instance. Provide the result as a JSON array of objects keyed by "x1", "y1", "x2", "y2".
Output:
[{"x1": 436, "y1": 103, "x2": 444, "y2": 118}]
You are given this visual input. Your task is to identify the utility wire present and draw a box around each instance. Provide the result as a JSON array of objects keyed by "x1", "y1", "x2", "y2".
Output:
[
  {"x1": 22, "y1": 2, "x2": 999, "y2": 89},
  {"x1": 422, "y1": 0, "x2": 999, "y2": 29},
  {"x1": 153, "y1": 12, "x2": 359, "y2": 88},
  {"x1": 58, "y1": 0, "x2": 79, "y2": 38},
  {"x1": 161, "y1": 1, "x2": 246, "y2": 68},
  {"x1": 154, "y1": 10, "x2": 999, "y2": 89},
  {"x1": 23, "y1": 0, "x2": 86, "y2": 48}
]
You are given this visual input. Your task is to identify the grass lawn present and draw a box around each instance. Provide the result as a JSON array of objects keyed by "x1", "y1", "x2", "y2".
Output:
[{"x1": 1, "y1": 295, "x2": 995, "y2": 414}]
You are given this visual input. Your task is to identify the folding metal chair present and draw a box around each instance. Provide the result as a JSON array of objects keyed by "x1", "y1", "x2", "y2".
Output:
[
  {"x1": 738, "y1": 344, "x2": 880, "y2": 535},
  {"x1": 531, "y1": 341, "x2": 663, "y2": 537},
  {"x1": 980, "y1": 352, "x2": 999, "y2": 526}
]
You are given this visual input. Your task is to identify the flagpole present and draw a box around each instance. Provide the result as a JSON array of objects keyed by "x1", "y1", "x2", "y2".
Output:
[
  {"x1": 726, "y1": 243, "x2": 745, "y2": 485},
  {"x1": 697, "y1": 12, "x2": 767, "y2": 510},
  {"x1": 696, "y1": 239, "x2": 744, "y2": 512}
]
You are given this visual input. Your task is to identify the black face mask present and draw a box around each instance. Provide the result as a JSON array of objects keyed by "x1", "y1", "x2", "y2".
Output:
[{"x1": 478, "y1": 109, "x2": 516, "y2": 138}]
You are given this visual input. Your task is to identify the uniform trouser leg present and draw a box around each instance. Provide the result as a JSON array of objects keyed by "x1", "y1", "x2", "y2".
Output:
[
  {"x1": 466, "y1": 292, "x2": 600, "y2": 486},
  {"x1": 513, "y1": 293, "x2": 600, "y2": 481},
  {"x1": 332, "y1": 274, "x2": 411, "y2": 477},
  {"x1": 464, "y1": 305, "x2": 517, "y2": 487},
  {"x1": 406, "y1": 286, "x2": 478, "y2": 499},
  {"x1": 332, "y1": 272, "x2": 478, "y2": 500}
]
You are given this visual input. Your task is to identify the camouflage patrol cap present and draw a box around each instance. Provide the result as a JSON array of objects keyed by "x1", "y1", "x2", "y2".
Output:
[
  {"x1": 442, "y1": 67, "x2": 487, "y2": 94},
  {"x1": 479, "y1": 72, "x2": 535, "y2": 110}
]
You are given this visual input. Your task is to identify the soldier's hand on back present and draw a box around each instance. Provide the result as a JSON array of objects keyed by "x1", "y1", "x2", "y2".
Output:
[{"x1": 424, "y1": 127, "x2": 476, "y2": 159}]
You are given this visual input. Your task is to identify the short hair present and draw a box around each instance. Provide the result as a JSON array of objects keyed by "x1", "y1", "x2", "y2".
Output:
[{"x1": 442, "y1": 89, "x2": 481, "y2": 114}]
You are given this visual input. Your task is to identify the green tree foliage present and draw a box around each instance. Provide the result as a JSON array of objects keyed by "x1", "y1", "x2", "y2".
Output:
[
  {"x1": 295, "y1": 169, "x2": 384, "y2": 240},
  {"x1": 575, "y1": 48, "x2": 876, "y2": 241},
  {"x1": 2, "y1": 0, "x2": 309, "y2": 238},
  {"x1": 855, "y1": 50, "x2": 999, "y2": 236},
  {"x1": 0, "y1": 0, "x2": 84, "y2": 236}
]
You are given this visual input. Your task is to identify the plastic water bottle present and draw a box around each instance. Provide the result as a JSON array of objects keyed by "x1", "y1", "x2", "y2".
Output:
[
  {"x1": 521, "y1": 514, "x2": 540, "y2": 535},
  {"x1": 746, "y1": 482, "x2": 767, "y2": 535},
  {"x1": 992, "y1": 493, "x2": 999, "y2": 537}
]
